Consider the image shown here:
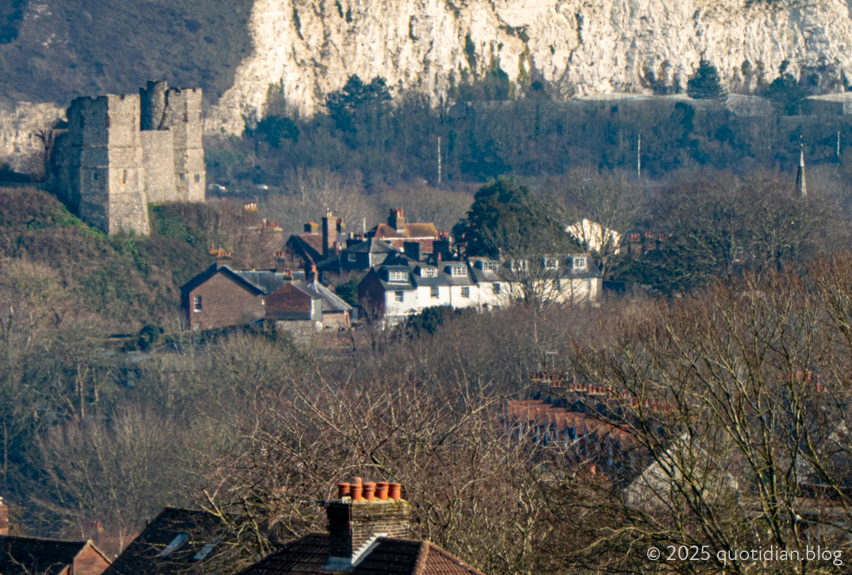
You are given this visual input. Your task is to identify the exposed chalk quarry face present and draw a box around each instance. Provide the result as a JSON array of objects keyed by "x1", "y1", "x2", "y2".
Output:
[
  {"x1": 205, "y1": 0, "x2": 852, "y2": 134},
  {"x1": 6, "y1": 0, "x2": 852, "y2": 171}
]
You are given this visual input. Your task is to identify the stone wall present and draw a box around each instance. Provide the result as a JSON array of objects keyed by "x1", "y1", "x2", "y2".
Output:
[{"x1": 140, "y1": 130, "x2": 175, "y2": 203}]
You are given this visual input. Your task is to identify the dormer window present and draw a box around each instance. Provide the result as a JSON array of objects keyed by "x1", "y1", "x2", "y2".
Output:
[
  {"x1": 387, "y1": 270, "x2": 407, "y2": 282},
  {"x1": 447, "y1": 265, "x2": 467, "y2": 277},
  {"x1": 420, "y1": 267, "x2": 437, "y2": 278},
  {"x1": 543, "y1": 257, "x2": 559, "y2": 270},
  {"x1": 511, "y1": 259, "x2": 528, "y2": 273},
  {"x1": 478, "y1": 261, "x2": 498, "y2": 273},
  {"x1": 159, "y1": 533, "x2": 190, "y2": 557},
  {"x1": 573, "y1": 257, "x2": 587, "y2": 270}
]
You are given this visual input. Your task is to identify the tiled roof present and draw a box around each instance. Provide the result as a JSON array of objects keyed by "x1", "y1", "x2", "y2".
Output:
[
  {"x1": 370, "y1": 223, "x2": 439, "y2": 241},
  {"x1": 239, "y1": 534, "x2": 484, "y2": 575},
  {"x1": 0, "y1": 536, "x2": 101, "y2": 575},
  {"x1": 102, "y1": 508, "x2": 229, "y2": 575},
  {"x1": 180, "y1": 265, "x2": 265, "y2": 296}
]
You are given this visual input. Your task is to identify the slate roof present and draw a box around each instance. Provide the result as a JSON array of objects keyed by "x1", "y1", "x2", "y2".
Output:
[
  {"x1": 369, "y1": 223, "x2": 440, "y2": 241},
  {"x1": 343, "y1": 239, "x2": 398, "y2": 254},
  {"x1": 239, "y1": 534, "x2": 484, "y2": 575},
  {"x1": 288, "y1": 281, "x2": 353, "y2": 313},
  {"x1": 102, "y1": 508, "x2": 229, "y2": 575},
  {"x1": 180, "y1": 265, "x2": 265, "y2": 296},
  {"x1": 287, "y1": 234, "x2": 325, "y2": 262},
  {"x1": 0, "y1": 536, "x2": 106, "y2": 575}
]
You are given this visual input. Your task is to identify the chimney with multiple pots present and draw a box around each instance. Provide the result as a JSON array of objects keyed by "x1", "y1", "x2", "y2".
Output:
[{"x1": 325, "y1": 478, "x2": 409, "y2": 569}]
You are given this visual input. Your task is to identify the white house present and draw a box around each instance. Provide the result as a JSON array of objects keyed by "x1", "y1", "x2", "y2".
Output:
[{"x1": 357, "y1": 253, "x2": 601, "y2": 322}]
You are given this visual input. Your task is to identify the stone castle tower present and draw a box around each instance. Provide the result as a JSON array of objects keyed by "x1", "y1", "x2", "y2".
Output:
[{"x1": 49, "y1": 82, "x2": 205, "y2": 235}]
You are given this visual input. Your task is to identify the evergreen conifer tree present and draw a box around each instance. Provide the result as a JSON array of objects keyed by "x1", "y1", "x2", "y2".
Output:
[{"x1": 687, "y1": 59, "x2": 727, "y2": 101}]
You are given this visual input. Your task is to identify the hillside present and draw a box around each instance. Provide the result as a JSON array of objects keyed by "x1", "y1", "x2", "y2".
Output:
[
  {"x1": 0, "y1": 187, "x2": 217, "y2": 331},
  {"x1": 0, "y1": 0, "x2": 254, "y2": 107}
]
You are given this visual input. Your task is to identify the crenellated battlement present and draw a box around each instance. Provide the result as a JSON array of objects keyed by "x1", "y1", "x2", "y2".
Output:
[{"x1": 49, "y1": 82, "x2": 206, "y2": 235}]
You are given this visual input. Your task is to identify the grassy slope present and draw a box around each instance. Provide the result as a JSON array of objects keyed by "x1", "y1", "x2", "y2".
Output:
[
  {"x1": 0, "y1": 0, "x2": 255, "y2": 106},
  {"x1": 0, "y1": 187, "x2": 218, "y2": 331}
]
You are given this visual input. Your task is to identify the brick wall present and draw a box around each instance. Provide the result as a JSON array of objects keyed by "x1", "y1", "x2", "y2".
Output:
[
  {"x1": 184, "y1": 272, "x2": 264, "y2": 330},
  {"x1": 327, "y1": 500, "x2": 410, "y2": 560},
  {"x1": 266, "y1": 284, "x2": 312, "y2": 320}
]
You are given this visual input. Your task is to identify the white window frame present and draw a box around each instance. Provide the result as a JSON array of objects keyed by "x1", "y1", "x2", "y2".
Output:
[
  {"x1": 483, "y1": 261, "x2": 499, "y2": 273},
  {"x1": 461, "y1": 286, "x2": 470, "y2": 298},
  {"x1": 573, "y1": 257, "x2": 587, "y2": 270},
  {"x1": 511, "y1": 259, "x2": 528, "y2": 273},
  {"x1": 388, "y1": 270, "x2": 407, "y2": 282},
  {"x1": 193, "y1": 295, "x2": 202, "y2": 312},
  {"x1": 450, "y1": 265, "x2": 467, "y2": 277},
  {"x1": 544, "y1": 257, "x2": 559, "y2": 270},
  {"x1": 425, "y1": 268, "x2": 438, "y2": 278},
  {"x1": 430, "y1": 286, "x2": 439, "y2": 299},
  {"x1": 394, "y1": 290, "x2": 404, "y2": 303}
]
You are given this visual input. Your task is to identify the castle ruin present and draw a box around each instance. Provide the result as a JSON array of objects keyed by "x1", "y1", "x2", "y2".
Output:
[{"x1": 49, "y1": 81, "x2": 206, "y2": 235}]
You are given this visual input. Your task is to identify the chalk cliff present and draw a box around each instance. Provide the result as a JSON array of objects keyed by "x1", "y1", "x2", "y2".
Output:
[{"x1": 206, "y1": 0, "x2": 852, "y2": 133}]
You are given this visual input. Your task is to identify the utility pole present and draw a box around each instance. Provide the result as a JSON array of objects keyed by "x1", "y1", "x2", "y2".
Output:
[
  {"x1": 437, "y1": 136, "x2": 442, "y2": 185},
  {"x1": 637, "y1": 133, "x2": 641, "y2": 181}
]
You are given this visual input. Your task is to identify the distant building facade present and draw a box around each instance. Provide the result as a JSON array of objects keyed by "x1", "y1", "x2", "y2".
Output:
[{"x1": 49, "y1": 81, "x2": 205, "y2": 235}]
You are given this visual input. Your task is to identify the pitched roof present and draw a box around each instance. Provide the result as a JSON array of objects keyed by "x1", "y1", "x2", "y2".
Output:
[
  {"x1": 180, "y1": 265, "x2": 265, "y2": 296},
  {"x1": 102, "y1": 508, "x2": 229, "y2": 575},
  {"x1": 370, "y1": 223, "x2": 439, "y2": 241},
  {"x1": 343, "y1": 239, "x2": 398, "y2": 254},
  {"x1": 285, "y1": 234, "x2": 325, "y2": 263},
  {"x1": 238, "y1": 534, "x2": 484, "y2": 575},
  {"x1": 0, "y1": 536, "x2": 106, "y2": 575}
]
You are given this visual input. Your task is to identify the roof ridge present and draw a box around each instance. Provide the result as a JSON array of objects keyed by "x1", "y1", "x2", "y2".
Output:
[
  {"x1": 425, "y1": 542, "x2": 486, "y2": 575},
  {"x1": 411, "y1": 540, "x2": 430, "y2": 575},
  {"x1": 0, "y1": 535, "x2": 88, "y2": 545}
]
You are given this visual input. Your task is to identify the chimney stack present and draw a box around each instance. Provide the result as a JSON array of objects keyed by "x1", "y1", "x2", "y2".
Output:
[
  {"x1": 403, "y1": 241, "x2": 422, "y2": 262},
  {"x1": 305, "y1": 221, "x2": 319, "y2": 234},
  {"x1": 306, "y1": 265, "x2": 319, "y2": 285},
  {"x1": 209, "y1": 246, "x2": 232, "y2": 268},
  {"x1": 322, "y1": 210, "x2": 336, "y2": 259},
  {"x1": 325, "y1": 478, "x2": 410, "y2": 570},
  {"x1": 389, "y1": 209, "x2": 405, "y2": 233},
  {"x1": 0, "y1": 497, "x2": 8, "y2": 535},
  {"x1": 275, "y1": 251, "x2": 290, "y2": 273}
]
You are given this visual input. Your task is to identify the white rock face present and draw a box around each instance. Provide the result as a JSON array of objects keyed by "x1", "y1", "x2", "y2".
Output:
[
  {"x1": 0, "y1": 102, "x2": 66, "y2": 174},
  {"x1": 207, "y1": 0, "x2": 852, "y2": 134}
]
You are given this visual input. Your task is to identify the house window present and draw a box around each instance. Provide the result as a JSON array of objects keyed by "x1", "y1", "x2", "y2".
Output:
[
  {"x1": 179, "y1": 173, "x2": 186, "y2": 182},
  {"x1": 450, "y1": 265, "x2": 467, "y2": 277},
  {"x1": 544, "y1": 257, "x2": 559, "y2": 269},
  {"x1": 193, "y1": 538, "x2": 222, "y2": 562},
  {"x1": 388, "y1": 270, "x2": 407, "y2": 282},
  {"x1": 121, "y1": 169, "x2": 127, "y2": 184},
  {"x1": 555, "y1": 279, "x2": 562, "y2": 292},
  {"x1": 573, "y1": 257, "x2": 587, "y2": 269},
  {"x1": 492, "y1": 283, "x2": 501, "y2": 295},
  {"x1": 461, "y1": 286, "x2": 470, "y2": 298},
  {"x1": 194, "y1": 173, "x2": 201, "y2": 183},
  {"x1": 91, "y1": 171, "x2": 98, "y2": 182},
  {"x1": 193, "y1": 322, "x2": 202, "y2": 331},
  {"x1": 193, "y1": 295, "x2": 202, "y2": 312},
  {"x1": 511, "y1": 259, "x2": 528, "y2": 273},
  {"x1": 483, "y1": 261, "x2": 499, "y2": 272},
  {"x1": 348, "y1": 253, "x2": 356, "y2": 262},
  {"x1": 430, "y1": 286, "x2": 439, "y2": 299},
  {"x1": 425, "y1": 268, "x2": 437, "y2": 278},
  {"x1": 394, "y1": 291, "x2": 404, "y2": 302}
]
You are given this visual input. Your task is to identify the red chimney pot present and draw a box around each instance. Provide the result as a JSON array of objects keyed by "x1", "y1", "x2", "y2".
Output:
[
  {"x1": 338, "y1": 482, "x2": 351, "y2": 499},
  {"x1": 351, "y1": 484, "x2": 363, "y2": 501},
  {"x1": 388, "y1": 483, "x2": 402, "y2": 500},
  {"x1": 376, "y1": 481, "x2": 389, "y2": 500},
  {"x1": 363, "y1": 482, "x2": 376, "y2": 502}
]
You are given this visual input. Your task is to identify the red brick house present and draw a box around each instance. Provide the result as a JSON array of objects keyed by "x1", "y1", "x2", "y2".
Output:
[
  {"x1": 180, "y1": 265, "x2": 266, "y2": 331},
  {"x1": 181, "y1": 266, "x2": 352, "y2": 332}
]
